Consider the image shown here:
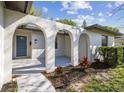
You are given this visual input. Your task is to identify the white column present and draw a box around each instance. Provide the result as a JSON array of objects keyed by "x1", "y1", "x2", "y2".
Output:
[
  {"x1": 71, "y1": 34, "x2": 79, "y2": 66},
  {"x1": 0, "y1": 2, "x2": 4, "y2": 89},
  {"x1": 0, "y1": 26, "x2": 4, "y2": 90},
  {"x1": 45, "y1": 30, "x2": 55, "y2": 73},
  {"x1": 3, "y1": 27, "x2": 13, "y2": 84}
]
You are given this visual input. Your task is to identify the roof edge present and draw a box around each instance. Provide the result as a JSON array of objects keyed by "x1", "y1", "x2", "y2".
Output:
[{"x1": 85, "y1": 24, "x2": 123, "y2": 36}]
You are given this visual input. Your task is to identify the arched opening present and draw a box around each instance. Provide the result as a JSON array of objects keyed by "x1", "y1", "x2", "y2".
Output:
[
  {"x1": 12, "y1": 23, "x2": 46, "y2": 75},
  {"x1": 55, "y1": 30, "x2": 72, "y2": 67},
  {"x1": 79, "y1": 33, "x2": 90, "y2": 62}
]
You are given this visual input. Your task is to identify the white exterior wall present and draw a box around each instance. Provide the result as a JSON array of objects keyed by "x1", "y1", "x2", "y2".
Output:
[
  {"x1": 85, "y1": 30, "x2": 115, "y2": 62},
  {"x1": 32, "y1": 31, "x2": 45, "y2": 59},
  {"x1": 0, "y1": 6, "x2": 116, "y2": 89},
  {"x1": 4, "y1": 9, "x2": 29, "y2": 84},
  {"x1": 84, "y1": 30, "x2": 102, "y2": 62},
  {"x1": 4, "y1": 9, "x2": 56, "y2": 84},
  {"x1": 87, "y1": 31, "x2": 102, "y2": 47},
  {"x1": 108, "y1": 36, "x2": 114, "y2": 46},
  {"x1": 0, "y1": 2, "x2": 4, "y2": 89},
  {"x1": 115, "y1": 37, "x2": 124, "y2": 46}
]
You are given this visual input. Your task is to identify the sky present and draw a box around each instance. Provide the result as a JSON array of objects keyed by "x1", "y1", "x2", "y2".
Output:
[{"x1": 33, "y1": 1, "x2": 124, "y2": 32}]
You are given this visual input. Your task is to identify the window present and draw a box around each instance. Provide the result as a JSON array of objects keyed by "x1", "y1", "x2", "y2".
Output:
[
  {"x1": 55, "y1": 37, "x2": 58, "y2": 49},
  {"x1": 102, "y1": 35, "x2": 108, "y2": 46}
]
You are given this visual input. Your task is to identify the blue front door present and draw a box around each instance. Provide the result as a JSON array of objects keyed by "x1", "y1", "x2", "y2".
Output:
[{"x1": 16, "y1": 36, "x2": 27, "y2": 57}]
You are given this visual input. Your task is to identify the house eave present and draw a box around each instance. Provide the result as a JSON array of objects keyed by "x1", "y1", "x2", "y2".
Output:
[
  {"x1": 85, "y1": 24, "x2": 123, "y2": 36},
  {"x1": 4, "y1": 1, "x2": 32, "y2": 14}
]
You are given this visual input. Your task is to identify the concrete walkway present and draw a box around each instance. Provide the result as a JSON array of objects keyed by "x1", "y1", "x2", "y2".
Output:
[{"x1": 16, "y1": 74, "x2": 56, "y2": 92}]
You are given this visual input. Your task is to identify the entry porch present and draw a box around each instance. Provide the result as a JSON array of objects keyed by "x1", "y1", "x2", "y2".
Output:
[{"x1": 12, "y1": 56, "x2": 71, "y2": 75}]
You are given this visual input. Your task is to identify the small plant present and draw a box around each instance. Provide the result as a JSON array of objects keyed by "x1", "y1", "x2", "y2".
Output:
[
  {"x1": 55, "y1": 66, "x2": 63, "y2": 74},
  {"x1": 79, "y1": 56, "x2": 91, "y2": 69}
]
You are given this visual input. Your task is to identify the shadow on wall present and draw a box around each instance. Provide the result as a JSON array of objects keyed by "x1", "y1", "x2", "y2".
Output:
[
  {"x1": 5, "y1": 9, "x2": 28, "y2": 27},
  {"x1": 32, "y1": 31, "x2": 45, "y2": 66},
  {"x1": 37, "y1": 53, "x2": 45, "y2": 67},
  {"x1": 32, "y1": 30, "x2": 46, "y2": 67}
]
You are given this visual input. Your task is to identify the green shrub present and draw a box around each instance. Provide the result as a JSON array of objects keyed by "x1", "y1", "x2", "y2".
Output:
[
  {"x1": 117, "y1": 47, "x2": 123, "y2": 64},
  {"x1": 96, "y1": 46, "x2": 124, "y2": 66}
]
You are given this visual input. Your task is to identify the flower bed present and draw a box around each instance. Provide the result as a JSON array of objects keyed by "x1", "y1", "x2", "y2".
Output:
[
  {"x1": 43, "y1": 62, "x2": 113, "y2": 92},
  {"x1": 43, "y1": 65, "x2": 95, "y2": 91}
]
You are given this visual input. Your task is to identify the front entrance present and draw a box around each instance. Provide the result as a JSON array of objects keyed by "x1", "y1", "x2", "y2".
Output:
[
  {"x1": 16, "y1": 36, "x2": 27, "y2": 57},
  {"x1": 12, "y1": 25, "x2": 46, "y2": 75}
]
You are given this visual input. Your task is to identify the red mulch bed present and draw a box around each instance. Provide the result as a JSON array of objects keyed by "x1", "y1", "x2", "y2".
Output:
[
  {"x1": 43, "y1": 66, "x2": 89, "y2": 91},
  {"x1": 43, "y1": 62, "x2": 111, "y2": 91}
]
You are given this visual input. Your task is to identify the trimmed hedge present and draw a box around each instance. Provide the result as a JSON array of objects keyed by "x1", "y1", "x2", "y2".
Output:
[{"x1": 96, "y1": 46, "x2": 124, "y2": 67}]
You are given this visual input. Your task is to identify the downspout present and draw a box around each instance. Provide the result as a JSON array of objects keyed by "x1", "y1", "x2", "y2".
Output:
[{"x1": 24, "y1": 1, "x2": 28, "y2": 13}]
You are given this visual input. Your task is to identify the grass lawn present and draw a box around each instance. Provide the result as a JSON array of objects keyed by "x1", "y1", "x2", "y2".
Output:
[{"x1": 82, "y1": 65, "x2": 124, "y2": 92}]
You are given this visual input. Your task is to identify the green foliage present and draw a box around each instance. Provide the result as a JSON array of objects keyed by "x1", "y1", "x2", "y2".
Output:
[
  {"x1": 96, "y1": 46, "x2": 124, "y2": 66},
  {"x1": 83, "y1": 65, "x2": 124, "y2": 92},
  {"x1": 102, "y1": 26, "x2": 119, "y2": 32},
  {"x1": 29, "y1": 6, "x2": 35, "y2": 15},
  {"x1": 29, "y1": 6, "x2": 42, "y2": 17},
  {"x1": 57, "y1": 19, "x2": 76, "y2": 26},
  {"x1": 67, "y1": 87, "x2": 77, "y2": 92},
  {"x1": 117, "y1": 47, "x2": 123, "y2": 64}
]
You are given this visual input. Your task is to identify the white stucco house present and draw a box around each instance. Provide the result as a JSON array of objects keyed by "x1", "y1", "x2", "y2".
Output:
[
  {"x1": 0, "y1": 1, "x2": 122, "y2": 89},
  {"x1": 115, "y1": 36, "x2": 124, "y2": 46}
]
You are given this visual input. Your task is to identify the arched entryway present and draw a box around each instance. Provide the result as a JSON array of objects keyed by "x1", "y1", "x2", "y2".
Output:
[
  {"x1": 55, "y1": 30, "x2": 73, "y2": 67},
  {"x1": 78, "y1": 33, "x2": 90, "y2": 62},
  {"x1": 12, "y1": 23, "x2": 46, "y2": 75}
]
